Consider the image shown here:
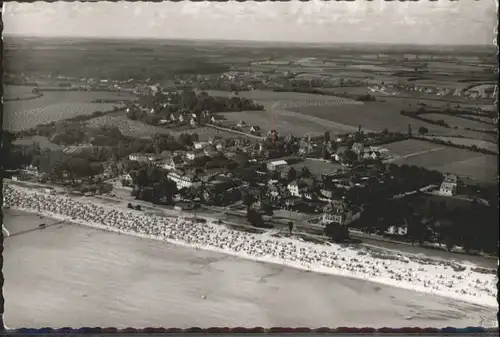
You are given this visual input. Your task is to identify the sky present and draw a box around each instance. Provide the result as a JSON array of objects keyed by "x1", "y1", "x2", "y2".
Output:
[{"x1": 3, "y1": 0, "x2": 497, "y2": 45}]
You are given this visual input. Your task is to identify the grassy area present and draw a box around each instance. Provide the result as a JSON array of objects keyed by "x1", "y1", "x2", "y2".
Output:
[
  {"x1": 86, "y1": 114, "x2": 237, "y2": 140},
  {"x1": 12, "y1": 135, "x2": 62, "y2": 151},
  {"x1": 384, "y1": 139, "x2": 497, "y2": 182},
  {"x1": 424, "y1": 113, "x2": 495, "y2": 130},
  {"x1": 219, "y1": 110, "x2": 348, "y2": 136},
  {"x1": 4, "y1": 85, "x2": 39, "y2": 100},
  {"x1": 421, "y1": 136, "x2": 497, "y2": 153},
  {"x1": 4, "y1": 90, "x2": 134, "y2": 131},
  {"x1": 292, "y1": 159, "x2": 342, "y2": 176}
]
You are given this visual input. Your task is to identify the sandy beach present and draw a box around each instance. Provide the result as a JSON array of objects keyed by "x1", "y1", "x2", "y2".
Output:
[
  {"x1": 3, "y1": 183, "x2": 498, "y2": 328},
  {"x1": 3, "y1": 209, "x2": 497, "y2": 328}
]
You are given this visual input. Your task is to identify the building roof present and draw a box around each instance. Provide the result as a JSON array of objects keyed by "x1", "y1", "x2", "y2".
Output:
[{"x1": 268, "y1": 160, "x2": 288, "y2": 166}]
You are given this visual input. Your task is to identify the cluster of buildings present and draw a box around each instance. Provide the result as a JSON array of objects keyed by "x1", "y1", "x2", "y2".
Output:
[{"x1": 367, "y1": 82, "x2": 497, "y2": 100}]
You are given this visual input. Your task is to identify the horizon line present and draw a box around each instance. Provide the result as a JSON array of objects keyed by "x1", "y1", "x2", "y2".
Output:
[{"x1": 3, "y1": 33, "x2": 495, "y2": 48}]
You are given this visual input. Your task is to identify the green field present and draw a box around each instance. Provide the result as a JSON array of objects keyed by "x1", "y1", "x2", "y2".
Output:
[
  {"x1": 4, "y1": 90, "x2": 135, "y2": 131},
  {"x1": 205, "y1": 90, "x2": 493, "y2": 142},
  {"x1": 12, "y1": 135, "x2": 62, "y2": 151},
  {"x1": 424, "y1": 113, "x2": 495, "y2": 130},
  {"x1": 383, "y1": 139, "x2": 497, "y2": 182},
  {"x1": 4, "y1": 85, "x2": 40, "y2": 100},
  {"x1": 86, "y1": 114, "x2": 236, "y2": 141},
  {"x1": 420, "y1": 136, "x2": 497, "y2": 153}
]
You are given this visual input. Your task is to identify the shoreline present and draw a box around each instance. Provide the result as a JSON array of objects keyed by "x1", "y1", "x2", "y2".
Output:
[{"x1": 4, "y1": 184, "x2": 498, "y2": 310}]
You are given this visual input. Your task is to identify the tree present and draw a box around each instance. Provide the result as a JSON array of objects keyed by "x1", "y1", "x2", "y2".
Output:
[
  {"x1": 324, "y1": 131, "x2": 330, "y2": 143},
  {"x1": 288, "y1": 221, "x2": 294, "y2": 235},
  {"x1": 418, "y1": 126, "x2": 429, "y2": 135},
  {"x1": 242, "y1": 190, "x2": 256, "y2": 211},
  {"x1": 247, "y1": 209, "x2": 263, "y2": 227},
  {"x1": 343, "y1": 149, "x2": 358, "y2": 163},
  {"x1": 300, "y1": 166, "x2": 311, "y2": 178},
  {"x1": 321, "y1": 146, "x2": 330, "y2": 160}
]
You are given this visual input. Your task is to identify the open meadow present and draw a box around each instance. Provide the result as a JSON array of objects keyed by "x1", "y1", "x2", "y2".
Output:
[
  {"x1": 4, "y1": 85, "x2": 40, "y2": 100},
  {"x1": 383, "y1": 140, "x2": 497, "y2": 182},
  {"x1": 204, "y1": 90, "x2": 493, "y2": 142},
  {"x1": 219, "y1": 110, "x2": 351, "y2": 136},
  {"x1": 292, "y1": 159, "x2": 343, "y2": 176},
  {"x1": 420, "y1": 136, "x2": 498, "y2": 153},
  {"x1": 12, "y1": 135, "x2": 63, "y2": 151},
  {"x1": 4, "y1": 90, "x2": 135, "y2": 131},
  {"x1": 423, "y1": 113, "x2": 495, "y2": 130},
  {"x1": 85, "y1": 114, "x2": 237, "y2": 141}
]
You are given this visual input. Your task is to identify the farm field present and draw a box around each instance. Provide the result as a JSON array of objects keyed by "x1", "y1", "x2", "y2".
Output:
[
  {"x1": 424, "y1": 113, "x2": 495, "y2": 130},
  {"x1": 292, "y1": 159, "x2": 343, "y2": 176},
  {"x1": 205, "y1": 89, "x2": 352, "y2": 105},
  {"x1": 430, "y1": 155, "x2": 498, "y2": 184},
  {"x1": 12, "y1": 135, "x2": 62, "y2": 151},
  {"x1": 289, "y1": 99, "x2": 494, "y2": 141},
  {"x1": 85, "y1": 115, "x2": 235, "y2": 141},
  {"x1": 4, "y1": 90, "x2": 136, "y2": 131},
  {"x1": 219, "y1": 110, "x2": 350, "y2": 136},
  {"x1": 421, "y1": 136, "x2": 498, "y2": 153},
  {"x1": 383, "y1": 140, "x2": 496, "y2": 182},
  {"x1": 207, "y1": 90, "x2": 492, "y2": 141},
  {"x1": 4, "y1": 85, "x2": 39, "y2": 100}
]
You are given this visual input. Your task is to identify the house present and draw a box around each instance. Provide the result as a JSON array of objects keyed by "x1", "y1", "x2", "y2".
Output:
[
  {"x1": 128, "y1": 153, "x2": 150, "y2": 162},
  {"x1": 204, "y1": 146, "x2": 219, "y2": 157},
  {"x1": 249, "y1": 126, "x2": 261, "y2": 134},
  {"x1": 22, "y1": 164, "x2": 39, "y2": 176},
  {"x1": 322, "y1": 200, "x2": 359, "y2": 226},
  {"x1": 193, "y1": 141, "x2": 210, "y2": 150},
  {"x1": 298, "y1": 139, "x2": 314, "y2": 155},
  {"x1": 190, "y1": 117, "x2": 197, "y2": 127},
  {"x1": 267, "y1": 160, "x2": 288, "y2": 171},
  {"x1": 186, "y1": 151, "x2": 204, "y2": 161},
  {"x1": 168, "y1": 171, "x2": 201, "y2": 189},
  {"x1": 332, "y1": 153, "x2": 342, "y2": 162},
  {"x1": 278, "y1": 166, "x2": 296, "y2": 180},
  {"x1": 362, "y1": 151, "x2": 380, "y2": 161},
  {"x1": 161, "y1": 155, "x2": 185, "y2": 170},
  {"x1": 385, "y1": 225, "x2": 408, "y2": 236},
  {"x1": 120, "y1": 173, "x2": 134, "y2": 187},
  {"x1": 287, "y1": 178, "x2": 315, "y2": 197},
  {"x1": 439, "y1": 174, "x2": 458, "y2": 196},
  {"x1": 11, "y1": 174, "x2": 29, "y2": 181},
  {"x1": 319, "y1": 188, "x2": 336, "y2": 201},
  {"x1": 268, "y1": 184, "x2": 282, "y2": 200},
  {"x1": 237, "y1": 120, "x2": 246, "y2": 127},
  {"x1": 214, "y1": 141, "x2": 226, "y2": 151},
  {"x1": 352, "y1": 142, "x2": 365, "y2": 155}
]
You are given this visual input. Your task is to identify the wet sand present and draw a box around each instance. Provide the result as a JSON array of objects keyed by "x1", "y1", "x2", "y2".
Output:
[{"x1": 3, "y1": 209, "x2": 496, "y2": 328}]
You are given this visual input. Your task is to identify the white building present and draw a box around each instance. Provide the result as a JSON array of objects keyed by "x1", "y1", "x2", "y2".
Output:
[
  {"x1": 128, "y1": 153, "x2": 158, "y2": 162},
  {"x1": 267, "y1": 160, "x2": 288, "y2": 171},
  {"x1": 167, "y1": 171, "x2": 201, "y2": 189},
  {"x1": 186, "y1": 151, "x2": 204, "y2": 161},
  {"x1": 439, "y1": 174, "x2": 458, "y2": 196},
  {"x1": 322, "y1": 201, "x2": 360, "y2": 226},
  {"x1": 193, "y1": 141, "x2": 210, "y2": 150}
]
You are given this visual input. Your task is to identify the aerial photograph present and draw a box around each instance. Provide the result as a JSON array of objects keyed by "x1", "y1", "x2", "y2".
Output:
[{"x1": 2, "y1": 0, "x2": 498, "y2": 329}]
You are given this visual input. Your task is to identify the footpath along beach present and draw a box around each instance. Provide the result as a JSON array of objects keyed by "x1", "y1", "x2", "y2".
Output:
[{"x1": 3, "y1": 183, "x2": 498, "y2": 311}]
